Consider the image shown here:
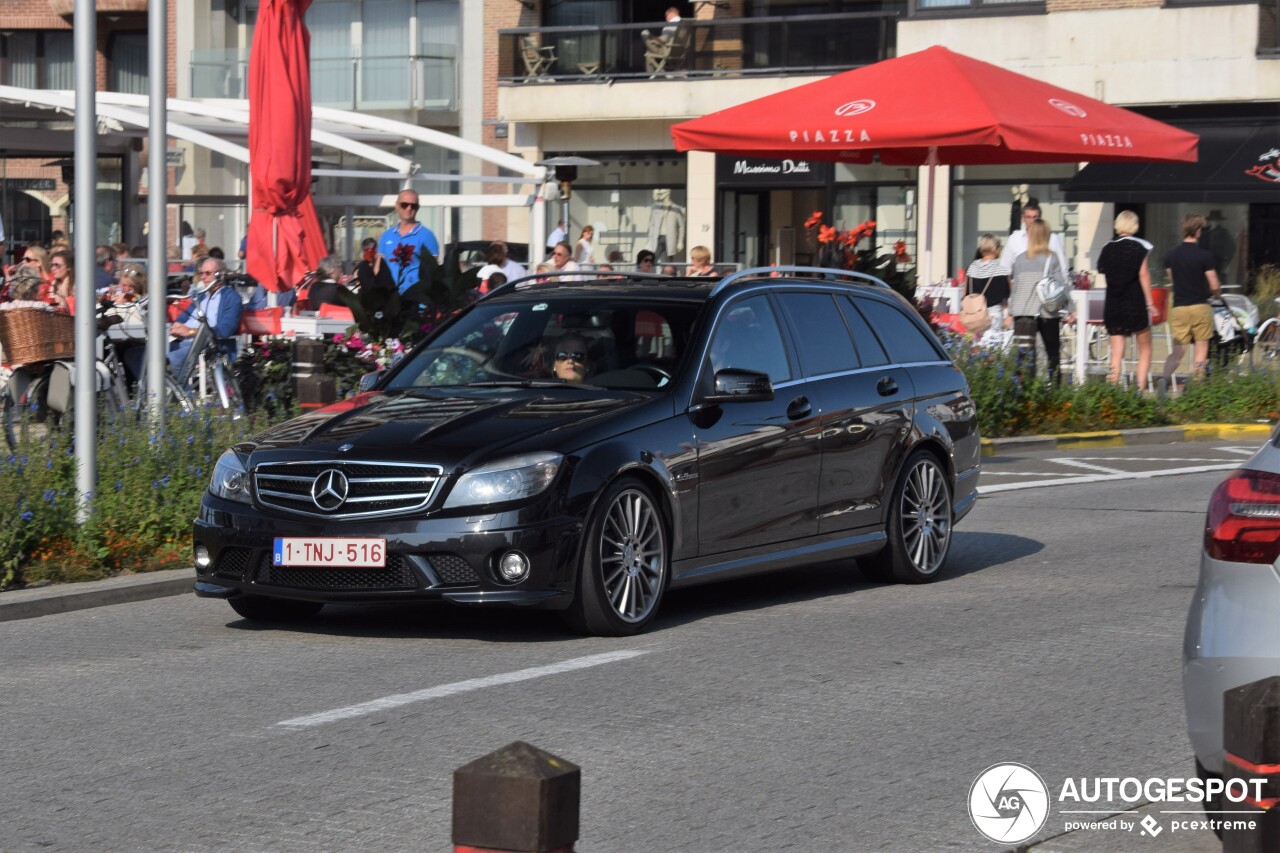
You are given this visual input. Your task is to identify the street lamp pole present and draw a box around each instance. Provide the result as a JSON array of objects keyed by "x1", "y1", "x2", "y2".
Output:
[
  {"x1": 147, "y1": 0, "x2": 168, "y2": 431},
  {"x1": 73, "y1": 0, "x2": 97, "y2": 522}
]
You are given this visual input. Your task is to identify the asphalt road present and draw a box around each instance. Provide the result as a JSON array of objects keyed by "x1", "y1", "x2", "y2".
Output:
[{"x1": 0, "y1": 442, "x2": 1249, "y2": 852}]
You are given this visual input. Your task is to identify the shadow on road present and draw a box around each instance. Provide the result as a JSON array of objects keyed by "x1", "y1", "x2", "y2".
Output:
[{"x1": 219, "y1": 532, "x2": 1043, "y2": 640}]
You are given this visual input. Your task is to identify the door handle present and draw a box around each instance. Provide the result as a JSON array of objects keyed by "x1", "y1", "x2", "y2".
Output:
[
  {"x1": 877, "y1": 376, "x2": 898, "y2": 397},
  {"x1": 787, "y1": 396, "x2": 812, "y2": 420}
]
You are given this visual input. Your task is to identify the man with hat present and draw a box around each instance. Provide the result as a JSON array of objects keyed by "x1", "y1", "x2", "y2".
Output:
[{"x1": 1198, "y1": 209, "x2": 1236, "y2": 284}]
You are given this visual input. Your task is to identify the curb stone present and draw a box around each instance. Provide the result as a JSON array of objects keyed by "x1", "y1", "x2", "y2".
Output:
[
  {"x1": 981, "y1": 422, "x2": 1276, "y2": 458},
  {"x1": 0, "y1": 567, "x2": 194, "y2": 623},
  {"x1": 2, "y1": 422, "x2": 1276, "y2": 621}
]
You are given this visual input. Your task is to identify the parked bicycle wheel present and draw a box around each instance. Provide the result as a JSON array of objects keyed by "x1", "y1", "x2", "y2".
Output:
[{"x1": 2, "y1": 361, "x2": 131, "y2": 450}]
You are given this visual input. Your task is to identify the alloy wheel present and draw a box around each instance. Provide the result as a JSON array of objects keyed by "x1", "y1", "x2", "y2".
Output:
[{"x1": 599, "y1": 488, "x2": 666, "y2": 623}]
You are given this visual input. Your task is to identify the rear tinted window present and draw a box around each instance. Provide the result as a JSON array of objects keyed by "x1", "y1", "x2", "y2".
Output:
[
  {"x1": 853, "y1": 298, "x2": 944, "y2": 364},
  {"x1": 838, "y1": 296, "x2": 889, "y2": 367},
  {"x1": 779, "y1": 292, "x2": 859, "y2": 376}
]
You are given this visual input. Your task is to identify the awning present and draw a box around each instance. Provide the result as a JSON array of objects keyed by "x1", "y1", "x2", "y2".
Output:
[{"x1": 1063, "y1": 122, "x2": 1280, "y2": 203}]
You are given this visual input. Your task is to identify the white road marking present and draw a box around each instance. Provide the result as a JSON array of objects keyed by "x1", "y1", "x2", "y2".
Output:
[
  {"x1": 278, "y1": 649, "x2": 651, "y2": 728},
  {"x1": 1050, "y1": 458, "x2": 1126, "y2": 474},
  {"x1": 1066, "y1": 456, "x2": 1249, "y2": 463},
  {"x1": 978, "y1": 462, "x2": 1239, "y2": 494},
  {"x1": 982, "y1": 471, "x2": 1076, "y2": 477},
  {"x1": 1221, "y1": 446, "x2": 1263, "y2": 455}
]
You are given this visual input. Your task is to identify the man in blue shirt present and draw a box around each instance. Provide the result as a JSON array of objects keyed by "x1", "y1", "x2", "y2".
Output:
[{"x1": 378, "y1": 189, "x2": 439, "y2": 293}]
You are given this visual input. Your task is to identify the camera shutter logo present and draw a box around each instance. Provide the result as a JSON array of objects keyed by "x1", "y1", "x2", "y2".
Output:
[{"x1": 968, "y1": 763, "x2": 1050, "y2": 844}]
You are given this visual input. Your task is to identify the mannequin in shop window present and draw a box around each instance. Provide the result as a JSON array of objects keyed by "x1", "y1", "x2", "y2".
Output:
[{"x1": 645, "y1": 188, "x2": 685, "y2": 263}]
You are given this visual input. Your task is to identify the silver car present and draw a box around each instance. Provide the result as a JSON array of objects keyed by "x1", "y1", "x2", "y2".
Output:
[{"x1": 1183, "y1": 426, "x2": 1280, "y2": 807}]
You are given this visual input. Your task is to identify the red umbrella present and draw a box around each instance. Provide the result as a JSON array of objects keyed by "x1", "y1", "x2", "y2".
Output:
[
  {"x1": 246, "y1": 0, "x2": 328, "y2": 292},
  {"x1": 672, "y1": 45, "x2": 1198, "y2": 272}
]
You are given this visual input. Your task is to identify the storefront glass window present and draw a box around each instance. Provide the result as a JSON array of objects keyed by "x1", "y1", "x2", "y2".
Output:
[
  {"x1": 546, "y1": 155, "x2": 686, "y2": 268},
  {"x1": 951, "y1": 164, "x2": 1077, "y2": 276}
]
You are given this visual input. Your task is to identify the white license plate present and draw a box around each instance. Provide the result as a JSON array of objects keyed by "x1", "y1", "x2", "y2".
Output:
[{"x1": 273, "y1": 537, "x2": 387, "y2": 568}]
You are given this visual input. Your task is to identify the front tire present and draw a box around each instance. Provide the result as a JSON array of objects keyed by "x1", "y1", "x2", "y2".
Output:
[
  {"x1": 861, "y1": 450, "x2": 953, "y2": 584},
  {"x1": 564, "y1": 478, "x2": 669, "y2": 636},
  {"x1": 228, "y1": 596, "x2": 323, "y2": 622}
]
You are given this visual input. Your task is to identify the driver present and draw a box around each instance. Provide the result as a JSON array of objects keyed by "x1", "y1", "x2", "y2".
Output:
[{"x1": 552, "y1": 334, "x2": 592, "y2": 384}]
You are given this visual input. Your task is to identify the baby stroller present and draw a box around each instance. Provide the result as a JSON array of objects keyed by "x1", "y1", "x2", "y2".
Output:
[{"x1": 1208, "y1": 295, "x2": 1256, "y2": 370}]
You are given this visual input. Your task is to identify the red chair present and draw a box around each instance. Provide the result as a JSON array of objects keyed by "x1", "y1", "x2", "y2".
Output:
[
  {"x1": 167, "y1": 298, "x2": 192, "y2": 322},
  {"x1": 1150, "y1": 287, "x2": 1169, "y2": 326},
  {"x1": 239, "y1": 307, "x2": 283, "y2": 336},
  {"x1": 317, "y1": 304, "x2": 355, "y2": 322}
]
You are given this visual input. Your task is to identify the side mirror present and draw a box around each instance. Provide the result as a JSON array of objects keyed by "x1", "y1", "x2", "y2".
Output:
[
  {"x1": 358, "y1": 371, "x2": 380, "y2": 393},
  {"x1": 704, "y1": 368, "x2": 773, "y2": 404}
]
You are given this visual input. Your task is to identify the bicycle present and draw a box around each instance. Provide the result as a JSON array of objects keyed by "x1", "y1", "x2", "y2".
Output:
[{"x1": 1, "y1": 300, "x2": 144, "y2": 450}]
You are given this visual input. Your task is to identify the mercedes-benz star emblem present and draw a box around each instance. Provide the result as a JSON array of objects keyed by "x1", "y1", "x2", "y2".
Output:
[{"x1": 311, "y1": 469, "x2": 350, "y2": 511}]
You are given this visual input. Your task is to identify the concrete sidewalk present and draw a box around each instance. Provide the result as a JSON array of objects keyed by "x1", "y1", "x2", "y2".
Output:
[
  {"x1": 1, "y1": 422, "x2": 1274, "y2": 622},
  {"x1": 982, "y1": 422, "x2": 1275, "y2": 457}
]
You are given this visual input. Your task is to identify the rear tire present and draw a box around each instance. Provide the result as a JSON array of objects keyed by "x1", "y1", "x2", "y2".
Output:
[
  {"x1": 563, "y1": 477, "x2": 669, "y2": 636},
  {"x1": 228, "y1": 596, "x2": 323, "y2": 622},
  {"x1": 860, "y1": 450, "x2": 953, "y2": 584}
]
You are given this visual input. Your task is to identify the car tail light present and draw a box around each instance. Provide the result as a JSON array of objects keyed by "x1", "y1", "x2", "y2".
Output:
[{"x1": 1205, "y1": 469, "x2": 1280, "y2": 564}]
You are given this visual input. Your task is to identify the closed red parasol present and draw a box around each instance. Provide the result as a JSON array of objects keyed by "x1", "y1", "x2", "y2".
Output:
[
  {"x1": 672, "y1": 45, "x2": 1197, "y2": 273},
  {"x1": 246, "y1": 0, "x2": 328, "y2": 292}
]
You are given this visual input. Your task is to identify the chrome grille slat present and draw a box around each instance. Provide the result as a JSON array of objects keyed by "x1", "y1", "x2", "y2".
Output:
[{"x1": 253, "y1": 460, "x2": 445, "y2": 520}]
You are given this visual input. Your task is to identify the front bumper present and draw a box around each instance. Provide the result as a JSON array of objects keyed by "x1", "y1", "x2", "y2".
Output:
[
  {"x1": 192, "y1": 493, "x2": 583, "y2": 610},
  {"x1": 1182, "y1": 552, "x2": 1280, "y2": 773}
]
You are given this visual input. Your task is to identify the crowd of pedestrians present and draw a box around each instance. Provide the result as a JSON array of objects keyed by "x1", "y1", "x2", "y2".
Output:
[{"x1": 963, "y1": 198, "x2": 1234, "y2": 393}]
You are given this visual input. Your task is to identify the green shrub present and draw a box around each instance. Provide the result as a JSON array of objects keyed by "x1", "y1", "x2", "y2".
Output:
[
  {"x1": 0, "y1": 406, "x2": 289, "y2": 590},
  {"x1": 1166, "y1": 371, "x2": 1280, "y2": 424}
]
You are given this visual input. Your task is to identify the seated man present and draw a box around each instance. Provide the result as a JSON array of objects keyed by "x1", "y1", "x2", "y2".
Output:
[
  {"x1": 551, "y1": 334, "x2": 593, "y2": 384},
  {"x1": 168, "y1": 257, "x2": 243, "y2": 376}
]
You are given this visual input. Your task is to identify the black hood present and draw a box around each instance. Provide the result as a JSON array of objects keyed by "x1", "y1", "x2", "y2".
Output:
[{"x1": 243, "y1": 387, "x2": 656, "y2": 469}]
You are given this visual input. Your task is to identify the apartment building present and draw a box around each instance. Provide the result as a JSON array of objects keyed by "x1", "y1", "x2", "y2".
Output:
[{"x1": 494, "y1": 0, "x2": 1280, "y2": 286}]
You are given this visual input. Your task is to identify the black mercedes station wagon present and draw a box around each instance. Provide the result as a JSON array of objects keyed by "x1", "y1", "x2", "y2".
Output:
[{"x1": 194, "y1": 267, "x2": 981, "y2": 635}]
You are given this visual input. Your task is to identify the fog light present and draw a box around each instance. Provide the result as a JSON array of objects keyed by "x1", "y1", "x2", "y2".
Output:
[
  {"x1": 194, "y1": 545, "x2": 211, "y2": 569},
  {"x1": 498, "y1": 551, "x2": 530, "y2": 582}
]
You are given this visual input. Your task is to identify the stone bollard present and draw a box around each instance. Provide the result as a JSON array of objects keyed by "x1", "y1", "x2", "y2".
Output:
[
  {"x1": 452, "y1": 741, "x2": 579, "y2": 853},
  {"x1": 1223, "y1": 676, "x2": 1280, "y2": 852},
  {"x1": 294, "y1": 339, "x2": 335, "y2": 410}
]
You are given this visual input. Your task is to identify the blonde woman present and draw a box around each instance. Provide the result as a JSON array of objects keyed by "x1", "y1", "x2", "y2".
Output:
[
  {"x1": 1096, "y1": 210, "x2": 1154, "y2": 389},
  {"x1": 686, "y1": 245, "x2": 716, "y2": 278},
  {"x1": 19, "y1": 244, "x2": 52, "y2": 284},
  {"x1": 965, "y1": 233, "x2": 1011, "y2": 333},
  {"x1": 1009, "y1": 219, "x2": 1067, "y2": 382}
]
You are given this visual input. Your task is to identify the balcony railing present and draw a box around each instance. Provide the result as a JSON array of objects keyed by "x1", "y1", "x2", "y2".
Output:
[
  {"x1": 189, "y1": 48, "x2": 458, "y2": 111},
  {"x1": 497, "y1": 11, "x2": 903, "y2": 84}
]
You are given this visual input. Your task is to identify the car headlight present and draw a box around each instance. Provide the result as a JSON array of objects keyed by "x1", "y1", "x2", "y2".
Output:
[
  {"x1": 444, "y1": 452, "x2": 562, "y2": 510},
  {"x1": 209, "y1": 450, "x2": 252, "y2": 505}
]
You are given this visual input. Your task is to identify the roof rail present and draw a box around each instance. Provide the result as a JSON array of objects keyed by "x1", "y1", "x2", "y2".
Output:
[
  {"x1": 482, "y1": 269, "x2": 691, "y2": 300},
  {"x1": 709, "y1": 266, "x2": 891, "y2": 298}
]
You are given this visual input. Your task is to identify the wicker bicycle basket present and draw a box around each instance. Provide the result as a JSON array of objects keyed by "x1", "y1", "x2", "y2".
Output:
[{"x1": 0, "y1": 307, "x2": 76, "y2": 365}]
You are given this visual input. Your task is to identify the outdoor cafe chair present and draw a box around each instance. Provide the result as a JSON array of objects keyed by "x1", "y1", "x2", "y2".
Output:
[{"x1": 521, "y1": 36, "x2": 557, "y2": 79}]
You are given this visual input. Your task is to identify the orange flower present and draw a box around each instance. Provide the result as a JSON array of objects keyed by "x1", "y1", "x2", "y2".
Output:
[
  {"x1": 804, "y1": 211, "x2": 824, "y2": 229},
  {"x1": 817, "y1": 224, "x2": 837, "y2": 244}
]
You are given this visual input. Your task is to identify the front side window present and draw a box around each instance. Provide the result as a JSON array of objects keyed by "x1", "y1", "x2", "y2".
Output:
[{"x1": 707, "y1": 294, "x2": 792, "y2": 383}]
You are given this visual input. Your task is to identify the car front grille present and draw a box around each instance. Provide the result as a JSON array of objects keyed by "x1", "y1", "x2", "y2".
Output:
[
  {"x1": 425, "y1": 553, "x2": 480, "y2": 585},
  {"x1": 253, "y1": 460, "x2": 444, "y2": 520},
  {"x1": 253, "y1": 552, "x2": 418, "y2": 591}
]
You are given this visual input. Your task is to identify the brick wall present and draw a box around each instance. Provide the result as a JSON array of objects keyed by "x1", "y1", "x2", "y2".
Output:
[{"x1": 481, "y1": 0, "x2": 540, "y2": 239}]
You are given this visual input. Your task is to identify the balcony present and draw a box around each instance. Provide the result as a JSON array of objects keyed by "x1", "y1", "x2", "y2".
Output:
[
  {"x1": 189, "y1": 48, "x2": 457, "y2": 112},
  {"x1": 497, "y1": 11, "x2": 903, "y2": 85}
]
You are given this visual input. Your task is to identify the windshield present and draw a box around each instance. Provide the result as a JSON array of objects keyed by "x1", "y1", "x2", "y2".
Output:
[{"x1": 384, "y1": 296, "x2": 705, "y2": 391}]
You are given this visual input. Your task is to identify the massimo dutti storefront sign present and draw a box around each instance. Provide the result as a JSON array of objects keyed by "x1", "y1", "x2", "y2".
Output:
[{"x1": 716, "y1": 156, "x2": 831, "y2": 187}]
